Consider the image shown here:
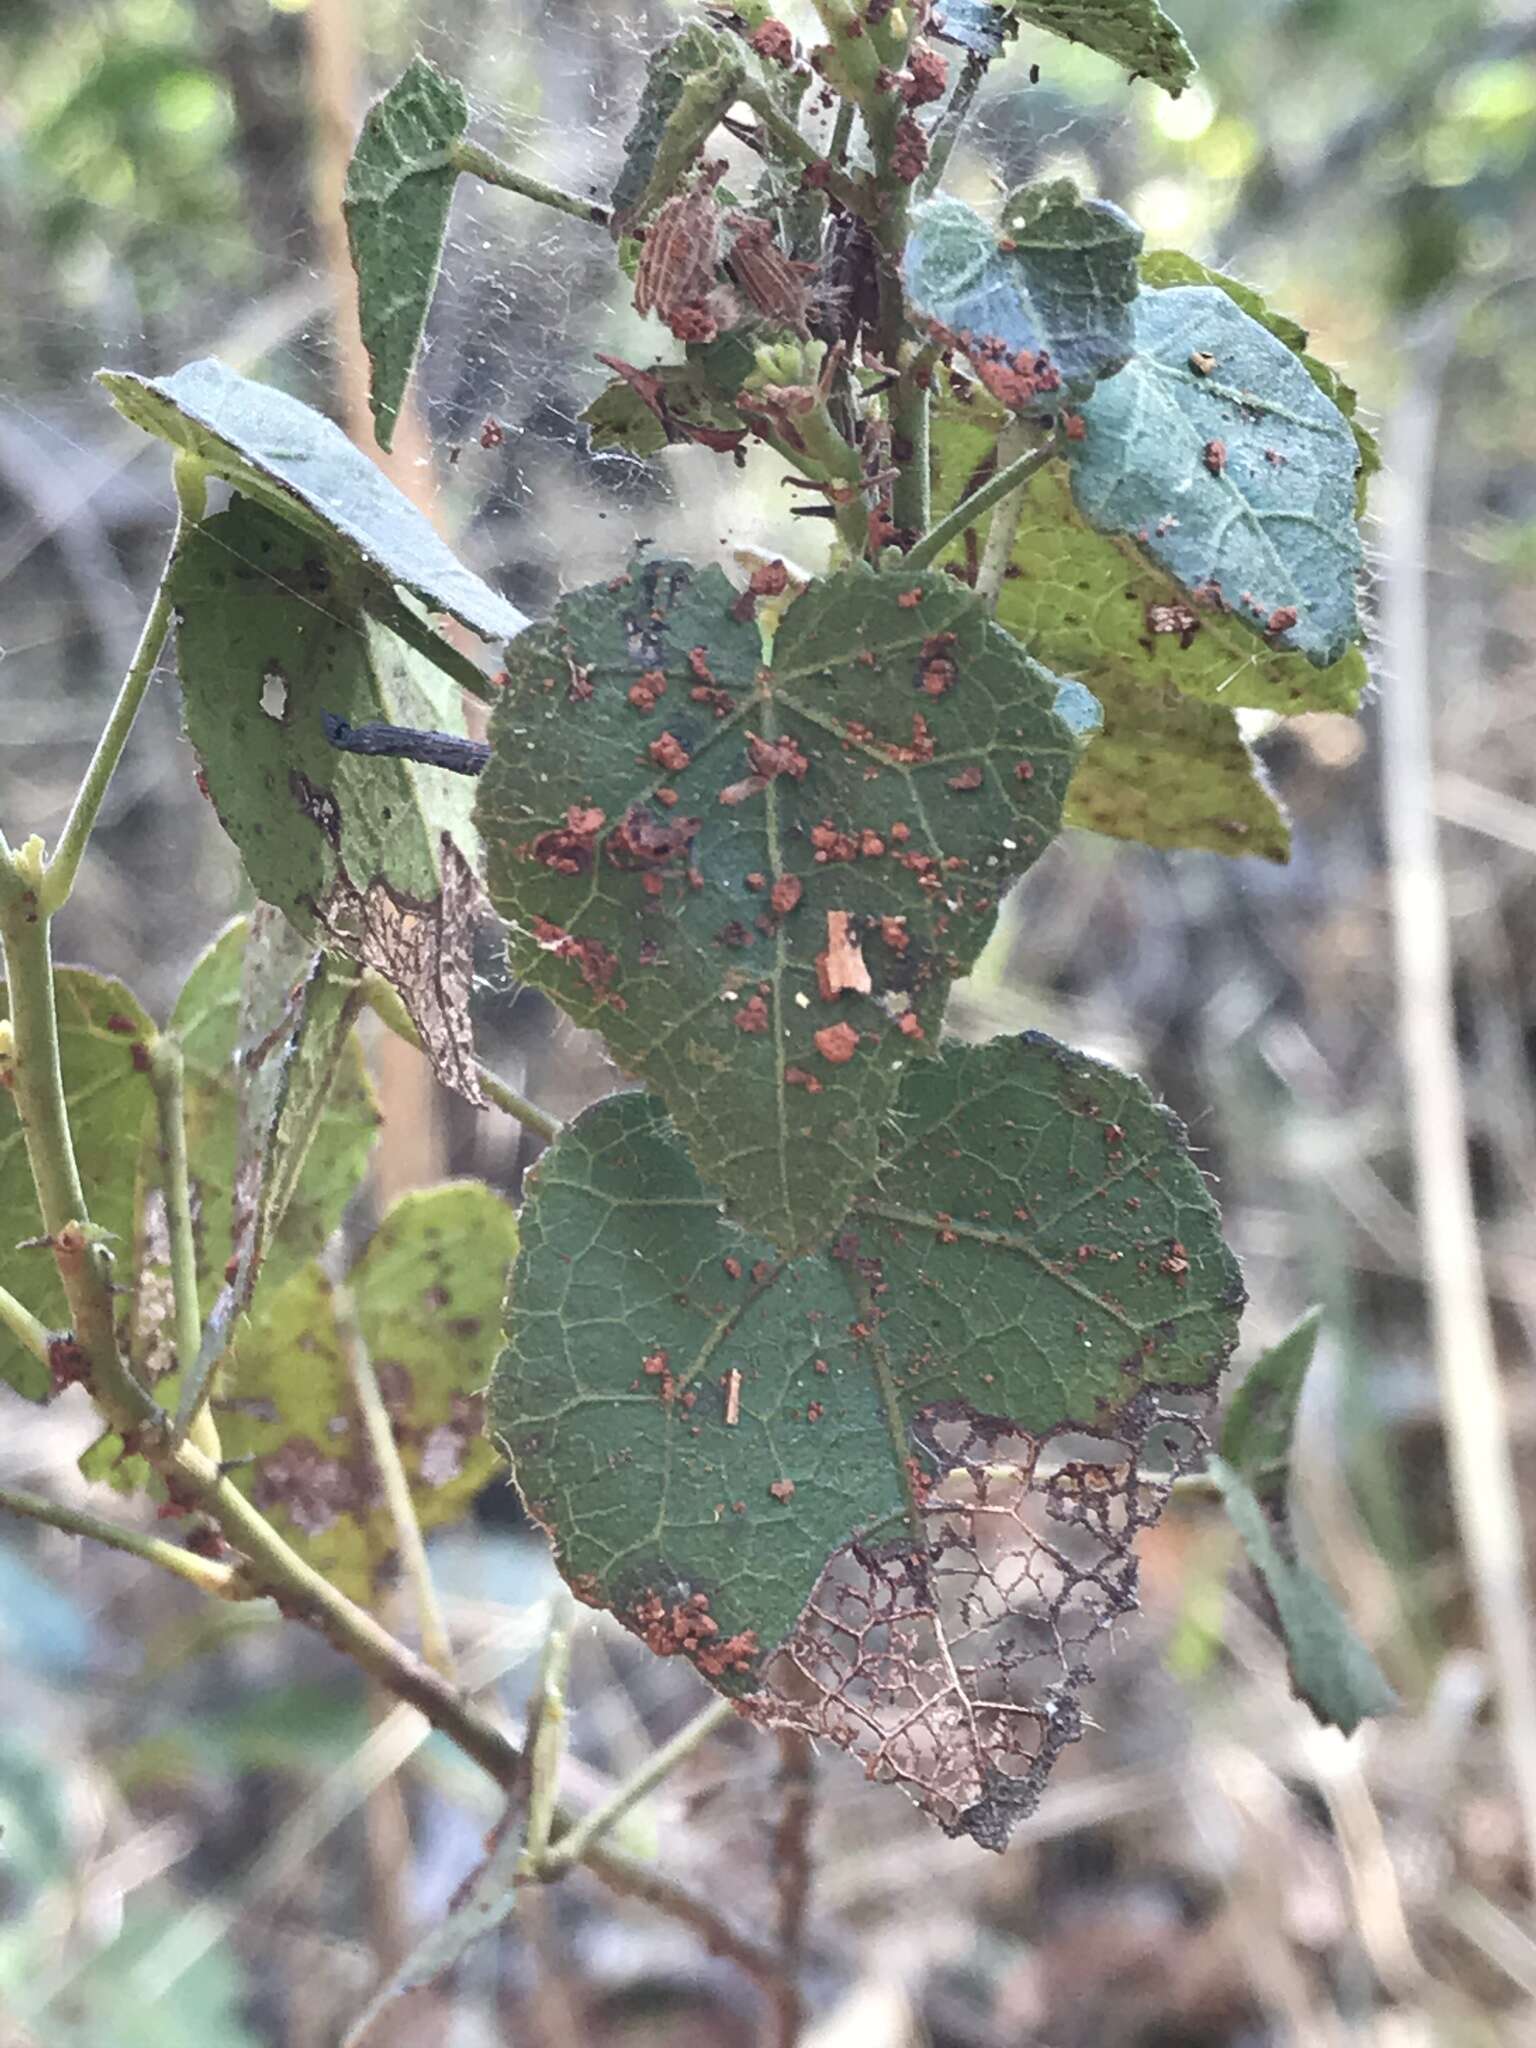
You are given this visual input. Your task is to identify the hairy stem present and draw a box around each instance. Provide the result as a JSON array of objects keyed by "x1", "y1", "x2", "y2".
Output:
[
  {"x1": 904, "y1": 426, "x2": 1061, "y2": 574},
  {"x1": 0, "y1": 1483, "x2": 239, "y2": 1596},
  {"x1": 361, "y1": 974, "x2": 562, "y2": 1141},
  {"x1": 519, "y1": 1597, "x2": 576, "y2": 1874},
  {"x1": 146, "y1": 1033, "x2": 222, "y2": 1462},
  {"x1": 540, "y1": 1697, "x2": 736, "y2": 1877},
  {"x1": 450, "y1": 141, "x2": 610, "y2": 227},
  {"x1": 973, "y1": 418, "x2": 1035, "y2": 609},
  {"x1": 333, "y1": 1252, "x2": 457, "y2": 1680},
  {"x1": 42, "y1": 523, "x2": 184, "y2": 915}
]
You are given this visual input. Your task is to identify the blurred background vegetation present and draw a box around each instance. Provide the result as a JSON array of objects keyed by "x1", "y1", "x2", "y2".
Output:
[{"x1": 4, "y1": 0, "x2": 1536, "y2": 2042}]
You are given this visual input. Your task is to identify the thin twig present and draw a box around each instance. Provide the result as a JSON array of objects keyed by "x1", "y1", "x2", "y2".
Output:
[
  {"x1": 0, "y1": 576, "x2": 788, "y2": 2029},
  {"x1": 361, "y1": 973, "x2": 563, "y2": 1142},
  {"x1": 769, "y1": 1730, "x2": 815, "y2": 2048},
  {"x1": 0, "y1": 1482, "x2": 239, "y2": 1597},
  {"x1": 1379, "y1": 298, "x2": 1536, "y2": 1901},
  {"x1": 903, "y1": 427, "x2": 1060, "y2": 573},
  {"x1": 148, "y1": 1033, "x2": 221, "y2": 1461},
  {"x1": 450, "y1": 141, "x2": 611, "y2": 228},
  {"x1": 540, "y1": 1698, "x2": 736, "y2": 1877},
  {"x1": 41, "y1": 523, "x2": 184, "y2": 914},
  {"x1": 520, "y1": 1595, "x2": 576, "y2": 1873},
  {"x1": 332, "y1": 1247, "x2": 457, "y2": 1681}
]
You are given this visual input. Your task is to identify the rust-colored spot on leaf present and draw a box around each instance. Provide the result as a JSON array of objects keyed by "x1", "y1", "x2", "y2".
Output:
[{"x1": 814, "y1": 1021, "x2": 860, "y2": 1064}]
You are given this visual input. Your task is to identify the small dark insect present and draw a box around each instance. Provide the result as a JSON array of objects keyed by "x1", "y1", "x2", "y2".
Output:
[{"x1": 322, "y1": 712, "x2": 490, "y2": 777}]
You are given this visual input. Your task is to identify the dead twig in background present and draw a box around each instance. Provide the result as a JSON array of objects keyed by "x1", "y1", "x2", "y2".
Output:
[{"x1": 1379, "y1": 293, "x2": 1536, "y2": 1906}]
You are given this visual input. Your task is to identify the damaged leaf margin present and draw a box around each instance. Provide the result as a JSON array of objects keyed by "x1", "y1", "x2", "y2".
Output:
[
  {"x1": 171, "y1": 496, "x2": 488, "y2": 1105},
  {"x1": 494, "y1": 1031, "x2": 1244, "y2": 1847}
]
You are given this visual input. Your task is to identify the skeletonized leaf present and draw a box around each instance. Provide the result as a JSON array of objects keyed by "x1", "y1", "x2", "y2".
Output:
[
  {"x1": 1069, "y1": 286, "x2": 1366, "y2": 668},
  {"x1": 1140, "y1": 251, "x2": 1381, "y2": 494},
  {"x1": 1209, "y1": 1309, "x2": 1396, "y2": 1734},
  {"x1": 344, "y1": 56, "x2": 468, "y2": 452},
  {"x1": 1006, "y1": 0, "x2": 1195, "y2": 93},
  {"x1": 171, "y1": 497, "x2": 487, "y2": 1103},
  {"x1": 495, "y1": 1032, "x2": 1243, "y2": 1846},
  {"x1": 476, "y1": 559, "x2": 1095, "y2": 1253},
  {"x1": 219, "y1": 1185, "x2": 515, "y2": 1606},
  {"x1": 905, "y1": 182, "x2": 1142, "y2": 413},
  {"x1": 99, "y1": 358, "x2": 526, "y2": 646},
  {"x1": 0, "y1": 972, "x2": 156, "y2": 1402}
]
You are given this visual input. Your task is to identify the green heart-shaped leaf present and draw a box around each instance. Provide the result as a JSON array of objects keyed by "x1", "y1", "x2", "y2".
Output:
[
  {"x1": 476, "y1": 558, "x2": 1095, "y2": 1252},
  {"x1": 495, "y1": 1033, "x2": 1243, "y2": 1845}
]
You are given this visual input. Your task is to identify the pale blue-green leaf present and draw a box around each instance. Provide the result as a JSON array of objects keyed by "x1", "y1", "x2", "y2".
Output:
[
  {"x1": 906, "y1": 182, "x2": 1142, "y2": 412},
  {"x1": 1070, "y1": 287, "x2": 1365, "y2": 667},
  {"x1": 99, "y1": 357, "x2": 526, "y2": 645}
]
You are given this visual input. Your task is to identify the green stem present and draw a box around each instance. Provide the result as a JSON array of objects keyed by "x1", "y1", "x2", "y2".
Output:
[
  {"x1": 147, "y1": 1034, "x2": 220, "y2": 1461},
  {"x1": 0, "y1": 882, "x2": 519, "y2": 1783},
  {"x1": 0, "y1": 840, "x2": 789, "y2": 2007},
  {"x1": 519, "y1": 1596, "x2": 575, "y2": 1876},
  {"x1": 0, "y1": 883, "x2": 119, "y2": 1384},
  {"x1": 903, "y1": 427, "x2": 1062, "y2": 574},
  {"x1": 540, "y1": 1697, "x2": 737, "y2": 1877},
  {"x1": 919, "y1": 52, "x2": 987, "y2": 199},
  {"x1": 973, "y1": 418, "x2": 1034, "y2": 610},
  {"x1": 872, "y1": 190, "x2": 926, "y2": 539},
  {"x1": 42, "y1": 523, "x2": 184, "y2": 915},
  {"x1": 361, "y1": 974, "x2": 562, "y2": 1142},
  {"x1": 451, "y1": 141, "x2": 611, "y2": 228},
  {"x1": 0, "y1": 1483, "x2": 238, "y2": 1597},
  {"x1": 0, "y1": 1282, "x2": 50, "y2": 1368},
  {"x1": 334, "y1": 1256, "x2": 457, "y2": 1680}
]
